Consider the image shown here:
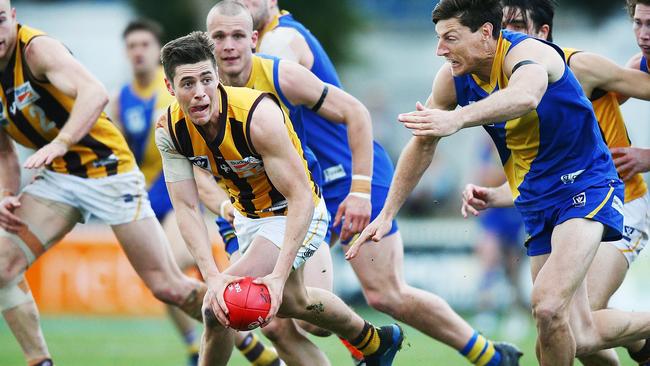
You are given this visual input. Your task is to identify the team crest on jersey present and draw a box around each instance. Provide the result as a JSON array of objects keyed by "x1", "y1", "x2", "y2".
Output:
[
  {"x1": 226, "y1": 156, "x2": 264, "y2": 177},
  {"x1": 572, "y1": 192, "x2": 586, "y2": 207},
  {"x1": 624, "y1": 225, "x2": 636, "y2": 237},
  {"x1": 189, "y1": 155, "x2": 211, "y2": 170},
  {"x1": 14, "y1": 82, "x2": 40, "y2": 110}
]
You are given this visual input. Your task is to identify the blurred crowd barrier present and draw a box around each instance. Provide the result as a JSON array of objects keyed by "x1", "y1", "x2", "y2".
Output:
[{"x1": 25, "y1": 225, "x2": 229, "y2": 316}]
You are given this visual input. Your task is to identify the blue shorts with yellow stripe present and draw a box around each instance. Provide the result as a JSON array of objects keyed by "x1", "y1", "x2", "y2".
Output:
[{"x1": 521, "y1": 179, "x2": 624, "y2": 256}]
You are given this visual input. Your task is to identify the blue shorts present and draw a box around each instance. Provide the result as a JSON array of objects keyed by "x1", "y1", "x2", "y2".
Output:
[
  {"x1": 479, "y1": 207, "x2": 524, "y2": 247},
  {"x1": 148, "y1": 174, "x2": 173, "y2": 221},
  {"x1": 521, "y1": 180, "x2": 624, "y2": 256},
  {"x1": 324, "y1": 184, "x2": 399, "y2": 244}
]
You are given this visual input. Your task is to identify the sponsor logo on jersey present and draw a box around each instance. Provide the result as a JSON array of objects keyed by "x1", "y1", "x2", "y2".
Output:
[
  {"x1": 226, "y1": 156, "x2": 264, "y2": 177},
  {"x1": 572, "y1": 192, "x2": 586, "y2": 207},
  {"x1": 323, "y1": 164, "x2": 346, "y2": 183},
  {"x1": 189, "y1": 155, "x2": 211, "y2": 171},
  {"x1": 561, "y1": 169, "x2": 585, "y2": 185},
  {"x1": 93, "y1": 154, "x2": 119, "y2": 168},
  {"x1": 14, "y1": 82, "x2": 40, "y2": 110},
  {"x1": 612, "y1": 195, "x2": 624, "y2": 215}
]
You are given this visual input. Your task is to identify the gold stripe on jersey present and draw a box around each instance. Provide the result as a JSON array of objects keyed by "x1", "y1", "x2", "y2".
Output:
[
  {"x1": 563, "y1": 47, "x2": 647, "y2": 202},
  {"x1": 0, "y1": 24, "x2": 134, "y2": 178},
  {"x1": 167, "y1": 84, "x2": 319, "y2": 219}
]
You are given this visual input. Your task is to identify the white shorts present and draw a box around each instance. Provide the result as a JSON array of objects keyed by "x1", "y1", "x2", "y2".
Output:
[
  {"x1": 22, "y1": 169, "x2": 155, "y2": 226},
  {"x1": 233, "y1": 198, "x2": 329, "y2": 269},
  {"x1": 611, "y1": 193, "x2": 650, "y2": 265}
]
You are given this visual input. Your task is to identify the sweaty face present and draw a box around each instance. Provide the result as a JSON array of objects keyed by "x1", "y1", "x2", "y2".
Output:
[
  {"x1": 0, "y1": 3, "x2": 17, "y2": 62},
  {"x1": 171, "y1": 60, "x2": 218, "y2": 126},
  {"x1": 240, "y1": 0, "x2": 269, "y2": 31},
  {"x1": 435, "y1": 18, "x2": 488, "y2": 76},
  {"x1": 207, "y1": 11, "x2": 256, "y2": 82},
  {"x1": 125, "y1": 30, "x2": 161, "y2": 76},
  {"x1": 633, "y1": 4, "x2": 650, "y2": 58}
]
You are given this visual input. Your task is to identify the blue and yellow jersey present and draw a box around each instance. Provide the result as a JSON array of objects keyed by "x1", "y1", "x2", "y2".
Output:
[
  {"x1": 641, "y1": 55, "x2": 648, "y2": 73},
  {"x1": 117, "y1": 67, "x2": 174, "y2": 186},
  {"x1": 256, "y1": 12, "x2": 394, "y2": 194},
  {"x1": 453, "y1": 30, "x2": 619, "y2": 211},
  {"x1": 0, "y1": 24, "x2": 135, "y2": 178},
  {"x1": 562, "y1": 48, "x2": 647, "y2": 203},
  {"x1": 165, "y1": 84, "x2": 320, "y2": 219}
]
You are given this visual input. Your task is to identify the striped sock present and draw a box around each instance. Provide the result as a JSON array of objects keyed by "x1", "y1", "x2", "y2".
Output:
[
  {"x1": 349, "y1": 321, "x2": 381, "y2": 357},
  {"x1": 460, "y1": 331, "x2": 502, "y2": 366},
  {"x1": 236, "y1": 333, "x2": 281, "y2": 366}
]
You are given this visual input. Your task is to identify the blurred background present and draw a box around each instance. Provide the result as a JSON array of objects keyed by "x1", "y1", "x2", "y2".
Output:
[{"x1": 2, "y1": 0, "x2": 649, "y2": 365}]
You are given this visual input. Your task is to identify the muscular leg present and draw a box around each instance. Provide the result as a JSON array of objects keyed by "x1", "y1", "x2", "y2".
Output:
[
  {"x1": 344, "y1": 231, "x2": 475, "y2": 349},
  {"x1": 578, "y1": 243, "x2": 627, "y2": 366},
  {"x1": 111, "y1": 217, "x2": 206, "y2": 320},
  {"x1": 257, "y1": 244, "x2": 332, "y2": 366},
  {"x1": 0, "y1": 194, "x2": 79, "y2": 365},
  {"x1": 531, "y1": 219, "x2": 650, "y2": 366}
]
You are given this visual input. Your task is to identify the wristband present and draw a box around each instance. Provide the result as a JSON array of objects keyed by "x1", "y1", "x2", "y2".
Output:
[
  {"x1": 219, "y1": 199, "x2": 231, "y2": 218},
  {"x1": 351, "y1": 174, "x2": 372, "y2": 182},
  {"x1": 349, "y1": 192, "x2": 371, "y2": 200},
  {"x1": 350, "y1": 175, "x2": 371, "y2": 195}
]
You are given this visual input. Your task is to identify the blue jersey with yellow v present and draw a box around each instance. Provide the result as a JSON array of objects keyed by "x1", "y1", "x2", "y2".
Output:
[{"x1": 454, "y1": 30, "x2": 619, "y2": 210}]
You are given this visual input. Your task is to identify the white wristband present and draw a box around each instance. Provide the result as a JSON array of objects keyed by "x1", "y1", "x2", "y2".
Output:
[
  {"x1": 349, "y1": 192, "x2": 371, "y2": 200},
  {"x1": 219, "y1": 199, "x2": 231, "y2": 218},
  {"x1": 351, "y1": 174, "x2": 372, "y2": 182}
]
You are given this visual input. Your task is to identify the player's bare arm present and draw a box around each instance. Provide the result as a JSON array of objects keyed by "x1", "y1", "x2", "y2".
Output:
[
  {"x1": 106, "y1": 91, "x2": 125, "y2": 132},
  {"x1": 346, "y1": 63, "x2": 457, "y2": 259},
  {"x1": 569, "y1": 51, "x2": 650, "y2": 99},
  {"x1": 278, "y1": 59, "x2": 373, "y2": 240},
  {"x1": 194, "y1": 167, "x2": 234, "y2": 223},
  {"x1": 22, "y1": 36, "x2": 109, "y2": 169},
  {"x1": 155, "y1": 125, "x2": 241, "y2": 327},
  {"x1": 0, "y1": 128, "x2": 24, "y2": 232},
  {"x1": 248, "y1": 96, "x2": 314, "y2": 322},
  {"x1": 259, "y1": 27, "x2": 313, "y2": 69}
]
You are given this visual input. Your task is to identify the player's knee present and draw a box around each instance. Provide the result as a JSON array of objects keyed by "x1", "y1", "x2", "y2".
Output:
[
  {"x1": 296, "y1": 319, "x2": 332, "y2": 338},
  {"x1": 531, "y1": 297, "x2": 568, "y2": 331},
  {"x1": 0, "y1": 264, "x2": 20, "y2": 288},
  {"x1": 149, "y1": 283, "x2": 184, "y2": 305},
  {"x1": 365, "y1": 286, "x2": 403, "y2": 317}
]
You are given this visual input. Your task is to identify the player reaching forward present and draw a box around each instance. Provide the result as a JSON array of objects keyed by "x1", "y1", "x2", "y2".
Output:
[{"x1": 351, "y1": 1, "x2": 650, "y2": 365}]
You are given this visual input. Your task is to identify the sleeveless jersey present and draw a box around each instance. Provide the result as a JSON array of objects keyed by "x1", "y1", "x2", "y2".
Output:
[
  {"x1": 257, "y1": 11, "x2": 393, "y2": 193},
  {"x1": 118, "y1": 67, "x2": 174, "y2": 186},
  {"x1": 166, "y1": 84, "x2": 320, "y2": 219},
  {"x1": 562, "y1": 48, "x2": 647, "y2": 203},
  {"x1": 453, "y1": 30, "x2": 619, "y2": 211},
  {"x1": 0, "y1": 24, "x2": 134, "y2": 178}
]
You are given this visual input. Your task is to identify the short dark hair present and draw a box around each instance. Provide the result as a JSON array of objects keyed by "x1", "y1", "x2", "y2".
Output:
[
  {"x1": 123, "y1": 19, "x2": 164, "y2": 45},
  {"x1": 502, "y1": 0, "x2": 556, "y2": 42},
  {"x1": 627, "y1": 0, "x2": 650, "y2": 18},
  {"x1": 432, "y1": 0, "x2": 503, "y2": 39},
  {"x1": 161, "y1": 31, "x2": 216, "y2": 82}
]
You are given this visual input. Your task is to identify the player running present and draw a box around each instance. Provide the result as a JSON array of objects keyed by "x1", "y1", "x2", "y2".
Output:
[
  {"x1": 157, "y1": 30, "x2": 403, "y2": 366},
  {"x1": 351, "y1": 1, "x2": 650, "y2": 365},
  {"x1": 110, "y1": 19, "x2": 281, "y2": 366},
  {"x1": 212, "y1": 1, "x2": 523, "y2": 365},
  {"x1": 0, "y1": 2, "x2": 207, "y2": 365}
]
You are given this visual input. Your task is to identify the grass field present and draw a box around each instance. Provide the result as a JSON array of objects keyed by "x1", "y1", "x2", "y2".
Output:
[{"x1": 0, "y1": 308, "x2": 638, "y2": 366}]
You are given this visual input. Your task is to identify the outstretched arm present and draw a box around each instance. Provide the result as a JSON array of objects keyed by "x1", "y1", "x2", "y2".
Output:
[
  {"x1": 22, "y1": 36, "x2": 109, "y2": 169},
  {"x1": 279, "y1": 60, "x2": 373, "y2": 240},
  {"x1": 346, "y1": 63, "x2": 457, "y2": 259}
]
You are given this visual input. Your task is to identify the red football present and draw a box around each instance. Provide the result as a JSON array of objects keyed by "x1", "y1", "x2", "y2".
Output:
[{"x1": 223, "y1": 277, "x2": 271, "y2": 331}]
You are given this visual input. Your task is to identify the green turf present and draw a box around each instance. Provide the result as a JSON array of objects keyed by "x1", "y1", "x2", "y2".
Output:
[{"x1": 0, "y1": 308, "x2": 638, "y2": 365}]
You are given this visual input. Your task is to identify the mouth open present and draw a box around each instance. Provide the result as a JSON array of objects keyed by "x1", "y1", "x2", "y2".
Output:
[
  {"x1": 190, "y1": 104, "x2": 209, "y2": 113},
  {"x1": 222, "y1": 56, "x2": 239, "y2": 63}
]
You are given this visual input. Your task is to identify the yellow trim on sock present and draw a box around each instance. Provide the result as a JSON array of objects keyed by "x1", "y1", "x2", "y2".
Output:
[
  {"x1": 586, "y1": 186, "x2": 614, "y2": 219},
  {"x1": 475, "y1": 342, "x2": 496, "y2": 366},
  {"x1": 467, "y1": 335, "x2": 488, "y2": 362},
  {"x1": 355, "y1": 327, "x2": 381, "y2": 356},
  {"x1": 240, "y1": 334, "x2": 259, "y2": 354}
]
